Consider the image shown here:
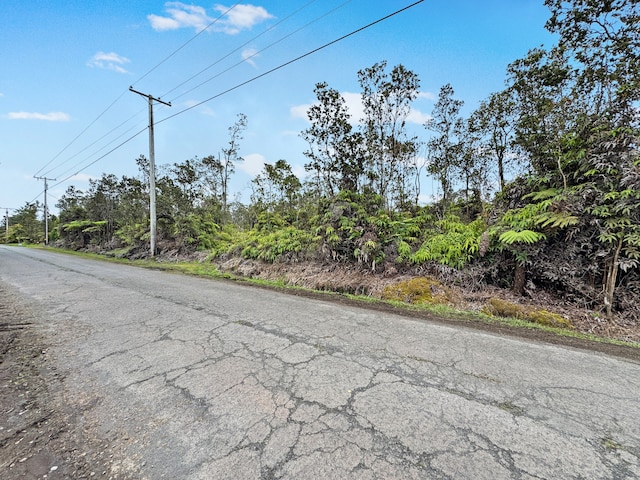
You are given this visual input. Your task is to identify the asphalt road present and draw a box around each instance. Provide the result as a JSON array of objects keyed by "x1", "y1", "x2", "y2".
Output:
[{"x1": 1, "y1": 245, "x2": 639, "y2": 479}]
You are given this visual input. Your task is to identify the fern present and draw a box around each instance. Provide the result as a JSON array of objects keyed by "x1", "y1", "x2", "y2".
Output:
[
  {"x1": 535, "y1": 211, "x2": 579, "y2": 229},
  {"x1": 498, "y1": 230, "x2": 546, "y2": 245},
  {"x1": 524, "y1": 188, "x2": 561, "y2": 201}
]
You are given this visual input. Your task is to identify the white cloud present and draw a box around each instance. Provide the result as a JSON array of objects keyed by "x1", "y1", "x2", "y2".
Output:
[
  {"x1": 342, "y1": 92, "x2": 364, "y2": 123},
  {"x1": 214, "y1": 4, "x2": 274, "y2": 34},
  {"x1": 87, "y1": 51, "x2": 131, "y2": 74},
  {"x1": 290, "y1": 103, "x2": 311, "y2": 121},
  {"x1": 148, "y1": 2, "x2": 273, "y2": 34},
  {"x1": 67, "y1": 173, "x2": 95, "y2": 183},
  {"x1": 148, "y1": 2, "x2": 212, "y2": 32},
  {"x1": 242, "y1": 48, "x2": 259, "y2": 67},
  {"x1": 6, "y1": 111, "x2": 70, "y2": 121},
  {"x1": 417, "y1": 91, "x2": 436, "y2": 101},
  {"x1": 239, "y1": 153, "x2": 267, "y2": 176},
  {"x1": 290, "y1": 91, "x2": 427, "y2": 125},
  {"x1": 407, "y1": 109, "x2": 432, "y2": 124},
  {"x1": 183, "y1": 99, "x2": 216, "y2": 116}
]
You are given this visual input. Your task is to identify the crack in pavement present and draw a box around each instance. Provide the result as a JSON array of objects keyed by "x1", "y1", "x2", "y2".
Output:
[{"x1": 2, "y1": 247, "x2": 639, "y2": 479}]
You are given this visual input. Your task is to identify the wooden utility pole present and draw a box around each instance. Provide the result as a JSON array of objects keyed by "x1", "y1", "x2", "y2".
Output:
[
  {"x1": 34, "y1": 176, "x2": 56, "y2": 245},
  {"x1": 0, "y1": 207, "x2": 12, "y2": 241},
  {"x1": 129, "y1": 86, "x2": 171, "y2": 257}
]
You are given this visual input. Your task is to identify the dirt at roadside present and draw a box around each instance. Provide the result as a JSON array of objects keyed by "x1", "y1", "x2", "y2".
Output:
[
  {"x1": 210, "y1": 256, "x2": 640, "y2": 359},
  {"x1": 0, "y1": 285, "x2": 128, "y2": 480}
]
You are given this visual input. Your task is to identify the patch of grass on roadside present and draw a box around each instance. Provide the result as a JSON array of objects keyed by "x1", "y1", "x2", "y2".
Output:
[
  {"x1": 344, "y1": 291, "x2": 639, "y2": 349},
  {"x1": 37, "y1": 246, "x2": 640, "y2": 350}
]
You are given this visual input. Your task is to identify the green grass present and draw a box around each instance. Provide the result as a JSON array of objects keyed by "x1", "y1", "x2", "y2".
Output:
[{"x1": 34, "y1": 245, "x2": 640, "y2": 351}]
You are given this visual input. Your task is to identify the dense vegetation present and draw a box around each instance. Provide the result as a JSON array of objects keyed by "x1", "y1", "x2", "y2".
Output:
[{"x1": 4, "y1": 1, "x2": 639, "y2": 321}]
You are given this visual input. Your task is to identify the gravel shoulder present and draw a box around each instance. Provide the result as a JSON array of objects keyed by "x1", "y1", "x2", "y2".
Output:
[{"x1": 0, "y1": 284, "x2": 126, "y2": 479}]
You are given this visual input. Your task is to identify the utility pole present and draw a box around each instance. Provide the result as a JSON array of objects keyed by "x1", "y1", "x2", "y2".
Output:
[
  {"x1": 129, "y1": 86, "x2": 171, "y2": 257},
  {"x1": 34, "y1": 176, "x2": 56, "y2": 245},
  {"x1": 0, "y1": 207, "x2": 11, "y2": 242}
]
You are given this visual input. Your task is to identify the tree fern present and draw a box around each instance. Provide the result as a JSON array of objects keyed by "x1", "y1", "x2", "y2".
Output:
[{"x1": 498, "y1": 229, "x2": 546, "y2": 245}]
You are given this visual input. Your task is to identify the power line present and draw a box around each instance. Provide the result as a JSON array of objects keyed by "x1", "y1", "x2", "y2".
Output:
[
  {"x1": 159, "y1": 0, "x2": 426, "y2": 124},
  {"x1": 132, "y1": 3, "x2": 242, "y2": 88},
  {"x1": 161, "y1": 0, "x2": 322, "y2": 100},
  {"x1": 39, "y1": 107, "x2": 147, "y2": 178},
  {"x1": 49, "y1": 0, "x2": 425, "y2": 189},
  {"x1": 167, "y1": 0, "x2": 353, "y2": 104},
  {"x1": 50, "y1": 126, "x2": 148, "y2": 189},
  {"x1": 48, "y1": 120, "x2": 147, "y2": 181},
  {"x1": 33, "y1": 91, "x2": 129, "y2": 177},
  {"x1": 34, "y1": 176, "x2": 56, "y2": 244},
  {"x1": 41, "y1": 2, "x2": 323, "y2": 180},
  {"x1": 33, "y1": 3, "x2": 242, "y2": 179},
  {"x1": 36, "y1": 1, "x2": 350, "y2": 183},
  {"x1": 129, "y1": 86, "x2": 172, "y2": 257}
]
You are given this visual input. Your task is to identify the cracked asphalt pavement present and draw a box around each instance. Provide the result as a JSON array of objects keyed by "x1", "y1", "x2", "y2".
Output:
[{"x1": 1, "y1": 246, "x2": 639, "y2": 479}]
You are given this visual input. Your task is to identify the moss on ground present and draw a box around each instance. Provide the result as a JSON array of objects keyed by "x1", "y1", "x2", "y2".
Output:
[
  {"x1": 482, "y1": 298, "x2": 573, "y2": 329},
  {"x1": 381, "y1": 277, "x2": 455, "y2": 306}
]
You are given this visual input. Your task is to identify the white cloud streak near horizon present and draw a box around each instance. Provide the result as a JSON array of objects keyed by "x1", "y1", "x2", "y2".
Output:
[{"x1": 6, "y1": 111, "x2": 70, "y2": 121}]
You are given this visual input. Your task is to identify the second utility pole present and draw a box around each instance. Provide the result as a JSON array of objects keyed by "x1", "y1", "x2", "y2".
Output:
[
  {"x1": 34, "y1": 176, "x2": 56, "y2": 245},
  {"x1": 129, "y1": 86, "x2": 171, "y2": 257}
]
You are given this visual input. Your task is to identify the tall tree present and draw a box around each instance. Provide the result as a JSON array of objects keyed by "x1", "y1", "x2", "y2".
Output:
[
  {"x1": 302, "y1": 82, "x2": 364, "y2": 196},
  {"x1": 8, "y1": 202, "x2": 42, "y2": 244},
  {"x1": 468, "y1": 90, "x2": 519, "y2": 192},
  {"x1": 251, "y1": 159, "x2": 301, "y2": 215},
  {"x1": 425, "y1": 84, "x2": 464, "y2": 205},
  {"x1": 358, "y1": 61, "x2": 420, "y2": 210},
  {"x1": 545, "y1": 0, "x2": 640, "y2": 119},
  {"x1": 507, "y1": 47, "x2": 580, "y2": 185},
  {"x1": 219, "y1": 113, "x2": 247, "y2": 216}
]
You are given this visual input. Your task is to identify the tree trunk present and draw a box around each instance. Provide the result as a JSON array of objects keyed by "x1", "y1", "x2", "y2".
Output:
[
  {"x1": 513, "y1": 262, "x2": 526, "y2": 296},
  {"x1": 603, "y1": 236, "x2": 623, "y2": 318}
]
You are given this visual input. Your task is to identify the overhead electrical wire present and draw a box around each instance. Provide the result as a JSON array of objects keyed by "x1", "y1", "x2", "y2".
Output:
[
  {"x1": 39, "y1": 108, "x2": 147, "y2": 178},
  {"x1": 38, "y1": 0, "x2": 344, "y2": 183},
  {"x1": 33, "y1": 3, "x2": 243, "y2": 179},
  {"x1": 158, "y1": 0, "x2": 425, "y2": 125},
  {"x1": 161, "y1": 0, "x2": 322, "y2": 100},
  {"x1": 132, "y1": 2, "x2": 242, "y2": 88},
  {"x1": 33, "y1": 91, "x2": 129, "y2": 177},
  {"x1": 45, "y1": 0, "x2": 425, "y2": 193},
  {"x1": 167, "y1": 0, "x2": 353, "y2": 104},
  {"x1": 35, "y1": 1, "x2": 321, "y2": 182}
]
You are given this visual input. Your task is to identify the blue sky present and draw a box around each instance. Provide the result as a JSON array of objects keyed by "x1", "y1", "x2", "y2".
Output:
[{"x1": 0, "y1": 0, "x2": 557, "y2": 214}]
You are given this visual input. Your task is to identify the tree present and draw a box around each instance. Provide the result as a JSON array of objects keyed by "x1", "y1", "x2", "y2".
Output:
[
  {"x1": 507, "y1": 47, "x2": 582, "y2": 185},
  {"x1": 251, "y1": 159, "x2": 301, "y2": 216},
  {"x1": 84, "y1": 174, "x2": 120, "y2": 239},
  {"x1": 57, "y1": 186, "x2": 87, "y2": 224},
  {"x1": 545, "y1": 0, "x2": 640, "y2": 116},
  {"x1": 358, "y1": 61, "x2": 421, "y2": 210},
  {"x1": 302, "y1": 82, "x2": 364, "y2": 196},
  {"x1": 425, "y1": 84, "x2": 464, "y2": 206},
  {"x1": 468, "y1": 90, "x2": 519, "y2": 192},
  {"x1": 171, "y1": 157, "x2": 207, "y2": 209},
  {"x1": 219, "y1": 113, "x2": 247, "y2": 216},
  {"x1": 8, "y1": 202, "x2": 42, "y2": 244},
  {"x1": 492, "y1": 0, "x2": 640, "y2": 314}
]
